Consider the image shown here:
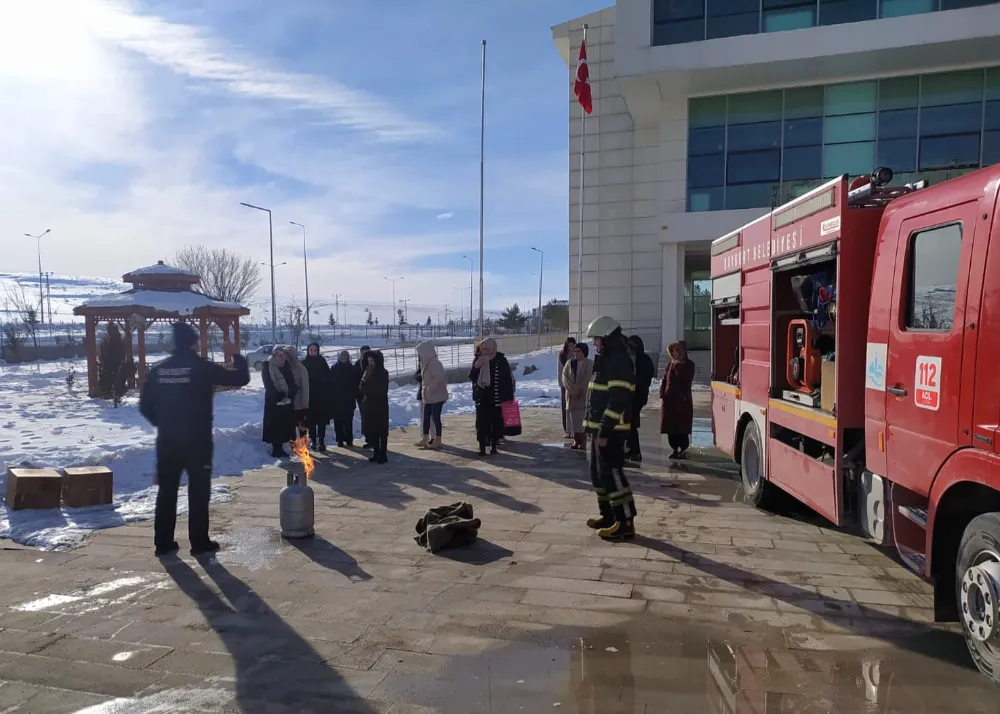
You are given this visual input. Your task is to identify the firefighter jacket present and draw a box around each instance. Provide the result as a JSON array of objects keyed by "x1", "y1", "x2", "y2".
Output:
[{"x1": 584, "y1": 332, "x2": 636, "y2": 438}]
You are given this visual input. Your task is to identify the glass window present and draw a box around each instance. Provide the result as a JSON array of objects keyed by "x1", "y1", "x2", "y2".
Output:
[
  {"x1": 825, "y1": 82, "x2": 877, "y2": 116},
  {"x1": 988, "y1": 68, "x2": 1000, "y2": 102},
  {"x1": 785, "y1": 86, "x2": 825, "y2": 119},
  {"x1": 654, "y1": 20, "x2": 707, "y2": 45},
  {"x1": 689, "y1": 153, "x2": 727, "y2": 188},
  {"x1": 727, "y1": 150, "x2": 781, "y2": 183},
  {"x1": 688, "y1": 186, "x2": 724, "y2": 211},
  {"x1": 906, "y1": 223, "x2": 961, "y2": 331},
  {"x1": 727, "y1": 122, "x2": 782, "y2": 151},
  {"x1": 690, "y1": 96, "x2": 727, "y2": 128},
  {"x1": 779, "y1": 178, "x2": 826, "y2": 203},
  {"x1": 919, "y1": 135, "x2": 982, "y2": 170},
  {"x1": 707, "y1": 0, "x2": 761, "y2": 38},
  {"x1": 880, "y1": 0, "x2": 934, "y2": 16},
  {"x1": 784, "y1": 117, "x2": 824, "y2": 146},
  {"x1": 726, "y1": 182, "x2": 780, "y2": 209},
  {"x1": 689, "y1": 126, "x2": 726, "y2": 155},
  {"x1": 878, "y1": 108, "x2": 918, "y2": 139},
  {"x1": 763, "y1": 5, "x2": 818, "y2": 31},
  {"x1": 656, "y1": 0, "x2": 706, "y2": 20},
  {"x1": 879, "y1": 76, "x2": 920, "y2": 111},
  {"x1": 727, "y1": 91, "x2": 782, "y2": 125},
  {"x1": 819, "y1": 0, "x2": 877, "y2": 24},
  {"x1": 783, "y1": 145, "x2": 823, "y2": 180},
  {"x1": 921, "y1": 70, "x2": 984, "y2": 107},
  {"x1": 877, "y1": 137, "x2": 917, "y2": 173},
  {"x1": 824, "y1": 141, "x2": 874, "y2": 177},
  {"x1": 940, "y1": 0, "x2": 995, "y2": 9},
  {"x1": 920, "y1": 103, "x2": 983, "y2": 137},
  {"x1": 825, "y1": 113, "x2": 876, "y2": 143},
  {"x1": 984, "y1": 131, "x2": 1000, "y2": 166}
]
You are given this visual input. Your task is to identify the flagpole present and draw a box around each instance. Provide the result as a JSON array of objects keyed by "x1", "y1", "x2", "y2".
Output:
[
  {"x1": 478, "y1": 39, "x2": 487, "y2": 339},
  {"x1": 576, "y1": 24, "x2": 588, "y2": 338}
]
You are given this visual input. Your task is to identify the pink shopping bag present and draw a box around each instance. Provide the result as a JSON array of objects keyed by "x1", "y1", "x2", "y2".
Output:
[{"x1": 502, "y1": 400, "x2": 522, "y2": 437}]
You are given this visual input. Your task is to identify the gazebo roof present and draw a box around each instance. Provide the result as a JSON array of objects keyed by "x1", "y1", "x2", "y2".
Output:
[
  {"x1": 74, "y1": 289, "x2": 249, "y2": 317},
  {"x1": 122, "y1": 260, "x2": 200, "y2": 288}
]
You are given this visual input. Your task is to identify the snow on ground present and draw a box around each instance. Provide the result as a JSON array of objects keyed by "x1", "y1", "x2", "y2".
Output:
[{"x1": 0, "y1": 348, "x2": 562, "y2": 549}]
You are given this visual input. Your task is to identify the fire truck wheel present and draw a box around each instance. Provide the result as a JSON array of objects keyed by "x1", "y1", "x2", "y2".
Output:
[
  {"x1": 740, "y1": 421, "x2": 773, "y2": 509},
  {"x1": 957, "y1": 513, "x2": 1000, "y2": 686}
]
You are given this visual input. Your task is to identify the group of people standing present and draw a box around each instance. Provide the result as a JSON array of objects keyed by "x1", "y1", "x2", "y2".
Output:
[{"x1": 261, "y1": 344, "x2": 390, "y2": 464}]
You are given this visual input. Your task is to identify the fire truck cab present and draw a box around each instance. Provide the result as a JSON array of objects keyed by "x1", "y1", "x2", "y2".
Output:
[{"x1": 709, "y1": 164, "x2": 1000, "y2": 683}]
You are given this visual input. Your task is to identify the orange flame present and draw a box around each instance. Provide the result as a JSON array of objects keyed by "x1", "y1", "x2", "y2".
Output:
[{"x1": 292, "y1": 435, "x2": 315, "y2": 479}]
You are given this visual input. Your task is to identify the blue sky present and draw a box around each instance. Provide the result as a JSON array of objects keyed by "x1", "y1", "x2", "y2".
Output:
[{"x1": 0, "y1": 0, "x2": 608, "y2": 323}]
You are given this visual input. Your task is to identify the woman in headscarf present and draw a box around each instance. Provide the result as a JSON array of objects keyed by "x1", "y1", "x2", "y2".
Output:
[
  {"x1": 415, "y1": 341, "x2": 448, "y2": 449},
  {"x1": 469, "y1": 338, "x2": 514, "y2": 456},
  {"x1": 360, "y1": 350, "x2": 390, "y2": 463},
  {"x1": 261, "y1": 347, "x2": 297, "y2": 458},
  {"x1": 284, "y1": 346, "x2": 310, "y2": 442},
  {"x1": 329, "y1": 350, "x2": 359, "y2": 447},
  {"x1": 562, "y1": 342, "x2": 593, "y2": 450},
  {"x1": 660, "y1": 340, "x2": 696, "y2": 459},
  {"x1": 302, "y1": 343, "x2": 331, "y2": 452},
  {"x1": 556, "y1": 336, "x2": 577, "y2": 437}
]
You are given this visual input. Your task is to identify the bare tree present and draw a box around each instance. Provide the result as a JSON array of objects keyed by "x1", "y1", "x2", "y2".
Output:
[
  {"x1": 172, "y1": 246, "x2": 262, "y2": 305},
  {"x1": 4, "y1": 282, "x2": 41, "y2": 358},
  {"x1": 283, "y1": 300, "x2": 305, "y2": 349}
]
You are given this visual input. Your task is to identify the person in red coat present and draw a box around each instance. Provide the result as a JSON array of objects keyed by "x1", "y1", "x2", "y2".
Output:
[{"x1": 659, "y1": 340, "x2": 696, "y2": 458}]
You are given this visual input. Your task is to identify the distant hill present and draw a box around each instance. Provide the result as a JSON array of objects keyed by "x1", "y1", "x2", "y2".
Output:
[{"x1": 0, "y1": 272, "x2": 126, "y2": 323}]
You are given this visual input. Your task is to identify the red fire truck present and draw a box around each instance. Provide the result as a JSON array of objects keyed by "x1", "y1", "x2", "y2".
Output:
[{"x1": 709, "y1": 164, "x2": 1000, "y2": 683}]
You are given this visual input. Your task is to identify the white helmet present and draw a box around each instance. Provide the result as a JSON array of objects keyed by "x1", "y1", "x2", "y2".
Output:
[{"x1": 585, "y1": 315, "x2": 621, "y2": 339}]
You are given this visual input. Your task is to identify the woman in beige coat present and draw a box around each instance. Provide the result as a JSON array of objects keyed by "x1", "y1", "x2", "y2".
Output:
[
  {"x1": 284, "y1": 346, "x2": 310, "y2": 441},
  {"x1": 562, "y1": 342, "x2": 594, "y2": 450},
  {"x1": 415, "y1": 341, "x2": 448, "y2": 449}
]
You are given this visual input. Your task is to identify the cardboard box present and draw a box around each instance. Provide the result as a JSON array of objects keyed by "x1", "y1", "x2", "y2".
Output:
[
  {"x1": 821, "y1": 360, "x2": 837, "y2": 414},
  {"x1": 62, "y1": 466, "x2": 114, "y2": 508},
  {"x1": 5, "y1": 468, "x2": 63, "y2": 511}
]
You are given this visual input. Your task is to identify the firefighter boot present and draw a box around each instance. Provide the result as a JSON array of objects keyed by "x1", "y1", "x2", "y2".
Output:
[
  {"x1": 598, "y1": 519, "x2": 636, "y2": 541},
  {"x1": 587, "y1": 515, "x2": 614, "y2": 529}
]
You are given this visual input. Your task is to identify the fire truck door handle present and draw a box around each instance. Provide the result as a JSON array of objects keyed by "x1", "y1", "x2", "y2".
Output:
[{"x1": 887, "y1": 385, "x2": 908, "y2": 397}]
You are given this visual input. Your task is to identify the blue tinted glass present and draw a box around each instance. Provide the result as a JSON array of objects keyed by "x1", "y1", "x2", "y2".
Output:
[
  {"x1": 726, "y1": 182, "x2": 779, "y2": 209},
  {"x1": 920, "y1": 103, "x2": 984, "y2": 137},
  {"x1": 879, "y1": 77, "x2": 920, "y2": 111},
  {"x1": 688, "y1": 186, "x2": 724, "y2": 211},
  {"x1": 727, "y1": 91, "x2": 782, "y2": 124},
  {"x1": 727, "y1": 122, "x2": 782, "y2": 151},
  {"x1": 878, "y1": 109, "x2": 918, "y2": 139},
  {"x1": 984, "y1": 101, "x2": 1000, "y2": 131},
  {"x1": 919, "y1": 134, "x2": 982, "y2": 171},
  {"x1": 655, "y1": 0, "x2": 706, "y2": 21},
  {"x1": 727, "y1": 150, "x2": 781, "y2": 183},
  {"x1": 825, "y1": 113, "x2": 876, "y2": 143},
  {"x1": 782, "y1": 145, "x2": 823, "y2": 180},
  {"x1": 689, "y1": 127, "x2": 726, "y2": 155},
  {"x1": 688, "y1": 153, "x2": 727, "y2": 188},
  {"x1": 877, "y1": 138, "x2": 917, "y2": 173},
  {"x1": 785, "y1": 87, "x2": 824, "y2": 119},
  {"x1": 824, "y1": 141, "x2": 874, "y2": 177},
  {"x1": 825, "y1": 82, "x2": 877, "y2": 116},
  {"x1": 941, "y1": 0, "x2": 995, "y2": 8},
  {"x1": 707, "y1": 12, "x2": 760, "y2": 37},
  {"x1": 984, "y1": 131, "x2": 1000, "y2": 166},
  {"x1": 653, "y1": 20, "x2": 706, "y2": 44},
  {"x1": 690, "y1": 96, "x2": 728, "y2": 128},
  {"x1": 880, "y1": 0, "x2": 933, "y2": 16},
  {"x1": 819, "y1": 0, "x2": 877, "y2": 24},
  {"x1": 921, "y1": 71, "x2": 984, "y2": 107},
  {"x1": 763, "y1": 7, "x2": 817, "y2": 30},
  {"x1": 784, "y1": 117, "x2": 823, "y2": 147}
]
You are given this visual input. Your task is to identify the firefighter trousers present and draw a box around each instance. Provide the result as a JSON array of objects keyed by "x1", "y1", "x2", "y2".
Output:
[
  {"x1": 155, "y1": 443, "x2": 212, "y2": 550},
  {"x1": 588, "y1": 433, "x2": 636, "y2": 524}
]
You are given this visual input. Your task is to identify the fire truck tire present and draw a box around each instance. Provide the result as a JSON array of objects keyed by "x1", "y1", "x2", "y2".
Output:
[
  {"x1": 957, "y1": 513, "x2": 1000, "y2": 687},
  {"x1": 740, "y1": 421, "x2": 773, "y2": 509}
]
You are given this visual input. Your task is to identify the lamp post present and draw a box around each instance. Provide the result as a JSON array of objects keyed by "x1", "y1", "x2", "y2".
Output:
[
  {"x1": 530, "y1": 247, "x2": 543, "y2": 346},
  {"x1": 384, "y1": 276, "x2": 403, "y2": 327},
  {"x1": 24, "y1": 229, "x2": 50, "y2": 325},
  {"x1": 240, "y1": 203, "x2": 277, "y2": 342},
  {"x1": 461, "y1": 255, "x2": 474, "y2": 337},
  {"x1": 289, "y1": 221, "x2": 310, "y2": 331}
]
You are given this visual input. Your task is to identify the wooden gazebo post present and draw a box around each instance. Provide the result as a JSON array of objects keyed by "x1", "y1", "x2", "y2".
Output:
[
  {"x1": 137, "y1": 323, "x2": 148, "y2": 383},
  {"x1": 199, "y1": 317, "x2": 209, "y2": 359},
  {"x1": 84, "y1": 316, "x2": 99, "y2": 398}
]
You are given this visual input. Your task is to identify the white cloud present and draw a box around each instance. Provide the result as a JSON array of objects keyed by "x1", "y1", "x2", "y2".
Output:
[{"x1": 436, "y1": 212, "x2": 454, "y2": 220}]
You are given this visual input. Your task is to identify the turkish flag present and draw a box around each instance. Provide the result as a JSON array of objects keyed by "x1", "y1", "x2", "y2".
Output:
[{"x1": 574, "y1": 39, "x2": 592, "y2": 115}]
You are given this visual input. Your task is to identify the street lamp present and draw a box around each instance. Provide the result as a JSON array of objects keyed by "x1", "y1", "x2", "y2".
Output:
[
  {"x1": 240, "y1": 202, "x2": 277, "y2": 342},
  {"x1": 461, "y1": 255, "x2": 474, "y2": 337},
  {"x1": 289, "y1": 222, "x2": 310, "y2": 331},
  {"x1": 24, "y1": 229, "x2": 50, "y2": 325},
  {"x1": 530, "y1": 247, "x2": 544, "y2": 346},
  {"x1": 384, "y1": 276, "x2": 403, "y2": 327}
]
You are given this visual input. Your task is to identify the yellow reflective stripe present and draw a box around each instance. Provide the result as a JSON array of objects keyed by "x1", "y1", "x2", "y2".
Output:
[
  {"x1": 604, "y1": 409, "x2": 622, "y2": 420},
  {"x1": 606, "y1": 380, "x2": 635, "y2": 391},
  {"x1": 589, "y1": 381, "x2": 609, "y2": 391},
  {"x1": 583, "y1": 420, "x2": 602, "y2": 429},
  {"x1": 612, "y1": 423, "x2": 631, "y2": 431}
]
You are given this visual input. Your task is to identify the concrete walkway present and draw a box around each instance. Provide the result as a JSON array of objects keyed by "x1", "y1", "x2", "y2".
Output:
[{"x1": 0, "y1": 403, "x2": 997, "y2": 712}]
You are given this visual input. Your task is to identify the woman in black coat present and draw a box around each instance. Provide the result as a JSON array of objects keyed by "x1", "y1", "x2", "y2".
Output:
[
  {"x1": 301, "y1": 343, "x2": 331, "y2": 452},
  {"x1": 469, "y1": 337, "x2": 514, "y2": 456},
  {"x1": 329, "y1": 350, "x2": 359, "y2": 447},
  {"x1": 261, "y1": 348, "x2": 298, "y2": 458},
  {"x1": 360, "y1": 350, "x2": 390, "y2": 463}
]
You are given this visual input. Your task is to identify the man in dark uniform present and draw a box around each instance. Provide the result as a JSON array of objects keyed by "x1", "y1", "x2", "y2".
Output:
[
  {"x1": 139, "y1": 322, "x2": 250, "y2": 557},
  {"x1": 624, "y1": 334, "x2": 655, "y2": 465},
  {"x1": 354, "y1": 345, "x2": 372, "y2": 448},
  {"x1": 583, "y1": 316, "x2": 637, "y2": 540}
]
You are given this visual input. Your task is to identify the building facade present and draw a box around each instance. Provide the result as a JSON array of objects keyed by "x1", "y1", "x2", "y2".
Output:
[{"x1": 553, "y1": 0, "x2": 1000, "y2": 358}]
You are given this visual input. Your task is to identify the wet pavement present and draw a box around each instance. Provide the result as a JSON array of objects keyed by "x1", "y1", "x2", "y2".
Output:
[{"x1": 0, "y1": 395, "x2": 998, "y2": 712}]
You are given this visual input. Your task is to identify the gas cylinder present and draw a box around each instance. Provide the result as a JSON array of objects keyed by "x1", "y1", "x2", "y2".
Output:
[{"x1": 279, "y1": 470, "x2": 314, "y2": 539}]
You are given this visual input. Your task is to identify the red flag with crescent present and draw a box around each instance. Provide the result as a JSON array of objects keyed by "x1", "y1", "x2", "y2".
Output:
[{"x1": 574, "y1": 39, "x2": 592, "y2": 115}]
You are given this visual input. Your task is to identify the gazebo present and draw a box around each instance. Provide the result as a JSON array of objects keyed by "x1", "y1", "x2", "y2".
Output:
[{"x1": 74, "y1": 261, "x2": 251, "y2": 398}]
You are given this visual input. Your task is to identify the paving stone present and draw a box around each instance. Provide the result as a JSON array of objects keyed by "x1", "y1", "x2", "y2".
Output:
[
  {"x1": 0, "y1": 654, "x2": 166, "y2": 698},
  {"x1": 35, "y1": 635, "x2": 173, "y2": 670},
  {"x1": 519, "y1": 589, "x2": 647, "y2": 614},
  {"x1": 503, "y1": 574, "x2": 632, "y2": 598}
]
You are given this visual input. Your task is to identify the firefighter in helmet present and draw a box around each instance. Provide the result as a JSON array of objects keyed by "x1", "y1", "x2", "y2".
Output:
[{"x1": 583, "y1": 315, "x2": 637, "y2": 540}]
